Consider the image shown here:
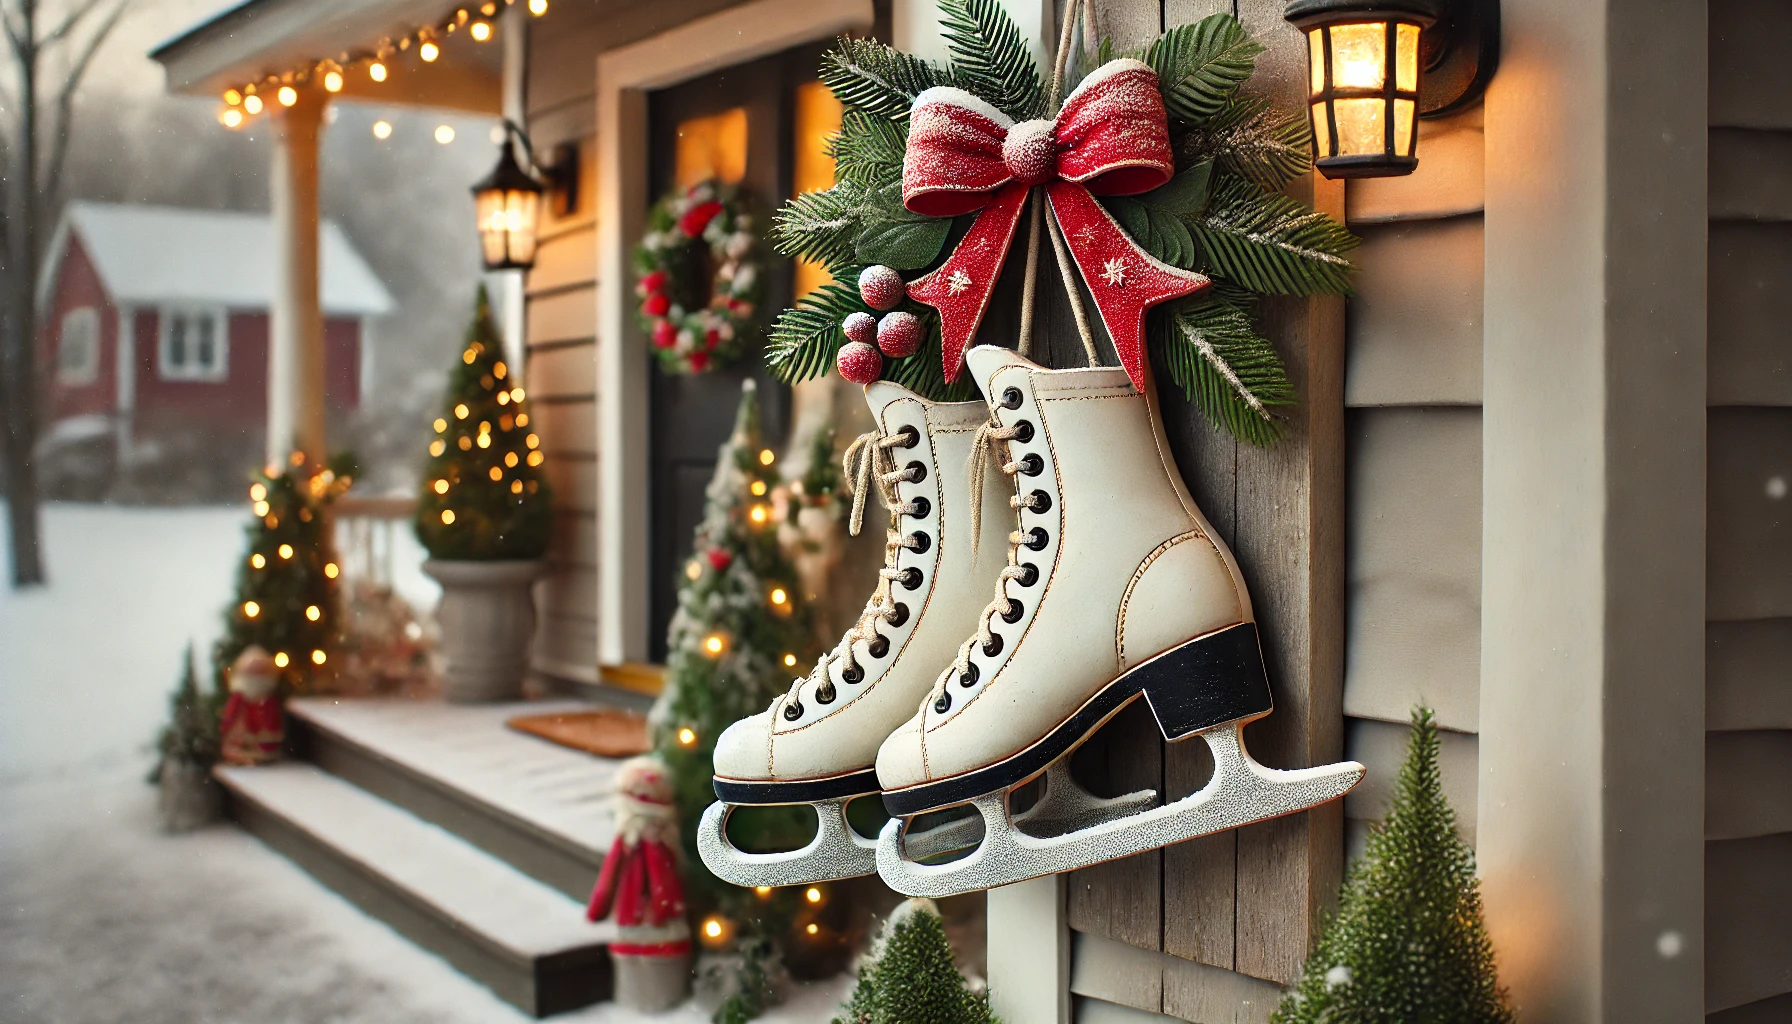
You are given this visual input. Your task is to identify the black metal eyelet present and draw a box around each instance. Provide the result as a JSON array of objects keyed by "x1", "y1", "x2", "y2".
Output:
[
  {"x1": 1019, "y1": 453, "x2": 1043, "y2": 476},
  {"x1": 959, "y1": 661, "x2": 979, "y2": 687},
  {"x1": 1028, "y1": 490, "x2": 1051, "y2": 514},
  {"x1": 905, "y1": 460, "x2": 927, "y2": 483},
  {"x1": 934, "y1": 692, "x2": 952, "y2": 713},
  {"x1": 982, "y1": 633, "x2": 1003, "y2": 657},
  {"x1": 900, "y1": 567, "x2": 923, "y2": 590},
  {"x1": 885, "y1": 602, "x2": 910, "y2": 628},
  {"x1": 815, "y1": 684, "x2": 837, "y2": 705},
  {"x1": 1024, "y1": 527, "x2": 1049, "y2": 551},
  {"x1": 867, "y1": 634, "x2": 890, "y2": 659},
  {"x1": 1000, "y1": 386, "x2": 1023, "y2": 410},
  {"x1": 1018, "y1": 562, "x2": 1040, "y2": 587},
  {"x1": 783, "y1": 701, "x2": 804, "y2": 721},
  {"x1": 908, "y1": 496, "x2": 931, "y2": 518},
  {"x1": 1012, "y1": 420, "x2": 1034, "y2": 443},
  {"x1": 909, "y1": 532, "x2": 931, "y2": 554},
  {"x1": 897, "y1": 425, "x2": 920, "y2": 448},
  {"x1": 841, "y1": 663, "x2": 865, "y2": 685},
  {"x1": 1000, "y1": 599, "x2": 1024, "y2": 624}
]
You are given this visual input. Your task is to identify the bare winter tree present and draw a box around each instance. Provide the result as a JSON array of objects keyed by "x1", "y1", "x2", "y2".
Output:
[{"x1": 0, "y1": 0, "x2": 126, "y2": 586}]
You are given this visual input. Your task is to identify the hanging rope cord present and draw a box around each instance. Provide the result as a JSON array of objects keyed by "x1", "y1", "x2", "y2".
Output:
[
  {"x1": 944, "y1": 0, "x2": 1098, "y2": 714},
  {"x1": 777, "y1": 429, "x2": 926, "y2": 709}
]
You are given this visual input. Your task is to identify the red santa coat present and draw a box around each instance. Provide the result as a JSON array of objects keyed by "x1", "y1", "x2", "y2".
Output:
[{"x1": 219, "y1": 693, "x2": 284, "y2": 765}]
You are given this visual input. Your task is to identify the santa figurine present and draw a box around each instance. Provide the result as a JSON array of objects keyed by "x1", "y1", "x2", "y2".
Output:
[
  {"x1": 586, "y1": 754, "x2": 692, "y2": 1010},
  {"x1": 219, "y1": 646, "x2": 285, "y2": 766}
]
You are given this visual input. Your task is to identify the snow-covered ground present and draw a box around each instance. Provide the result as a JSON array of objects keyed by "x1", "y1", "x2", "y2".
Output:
[{"x1": 0, "y1": 503, "x2": 851, "y2": 1023}]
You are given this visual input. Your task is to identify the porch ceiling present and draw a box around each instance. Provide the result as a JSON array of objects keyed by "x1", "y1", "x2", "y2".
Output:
[{"x1": 151, "y1": 0, "x2": 502, "y2": 114}]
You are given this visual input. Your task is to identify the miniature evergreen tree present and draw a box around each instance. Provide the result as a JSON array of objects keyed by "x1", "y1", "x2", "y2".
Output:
[
  {"x1": 154, "y1": 643, "x2": 220, "y2": 775},
  {"x1": 651, "y1": 380, "x2": 818, "y2": 889},
  {"x1": 415, "y1": 286, "x2": 552, "y2": 561},
  {"x1": 215, "y1": 463, "x2": 347, "y2": 694},
  {"x1": 833, "y1": 899, "x2": 996, "y2": 1024},
  {"x1": 1273, "y1": 707, "x2": 1514, "y2": 1024}
]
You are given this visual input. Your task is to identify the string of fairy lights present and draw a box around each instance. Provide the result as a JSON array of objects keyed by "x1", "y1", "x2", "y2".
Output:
[{"x1": 216, "y1": 0, "x2": 549, "y2": 129}]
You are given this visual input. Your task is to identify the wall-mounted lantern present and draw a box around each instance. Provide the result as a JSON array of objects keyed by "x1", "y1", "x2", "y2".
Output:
[
  {"x1": 1285, "y1": 0, "x2": 1498, "y2": 178},
  {"x1": 472, "y1": 120, "x2": 579, "y2": 271}
]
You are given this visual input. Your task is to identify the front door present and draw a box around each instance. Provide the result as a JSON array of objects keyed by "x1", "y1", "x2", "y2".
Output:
[{"x1": 644, "y1": 44, "x2": 835, "y2": 661}]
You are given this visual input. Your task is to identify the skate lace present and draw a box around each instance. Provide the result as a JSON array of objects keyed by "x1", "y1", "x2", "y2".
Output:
[
  {"x1": 778, "y1": 428, "x2": 926, "y2": 711},
  {"x1": 927, "y1": 415, "x2": 1046, "y2": 711}
]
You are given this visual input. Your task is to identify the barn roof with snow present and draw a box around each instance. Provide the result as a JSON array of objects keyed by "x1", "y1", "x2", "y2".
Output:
[{"x1": 41, "y1": 202, "x2": 395, "y2": 317}]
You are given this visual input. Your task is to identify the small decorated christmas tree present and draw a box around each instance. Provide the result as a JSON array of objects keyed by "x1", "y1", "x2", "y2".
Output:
[
  {"x1": 415, "y1": 286, "x2": 552, "y2": 561},
  {"x1": 1273, "y1": 707, "x2": 1514, "y2": 1024},
  {"x1": 833, "y1": 899, "x2": 996, "y2": 1024},
  {"x1": 215, "y1": 462, "x2": 348, "y2": 693},
  {"x1": 154, "y1": 643, "x2": 220, "y2": 774}
]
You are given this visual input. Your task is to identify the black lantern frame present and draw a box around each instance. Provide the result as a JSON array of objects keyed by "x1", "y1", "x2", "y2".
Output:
[{"x1": 471, "y1": 120, "x2": 579, "y2": 271}]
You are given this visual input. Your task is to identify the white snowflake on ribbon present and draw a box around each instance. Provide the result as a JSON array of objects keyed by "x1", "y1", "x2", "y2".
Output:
[
  {"x1": 1101, "y1": 258, "x2": 1128, "y2": 288},
  {"x1": 946, "y1": 269, "x2": 973, "y2": 296}
]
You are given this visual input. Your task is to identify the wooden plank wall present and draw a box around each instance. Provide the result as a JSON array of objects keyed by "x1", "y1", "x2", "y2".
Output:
[
  {"x1": 1061, "y1": 1, "x2": 1347, "y2": 1019},
  {"x1": 521, "y1": 0, "x2": 751, "y2": 683},
  {"x1": 1704, "y1": 2, "x2": 1792, "y2": 1020}
]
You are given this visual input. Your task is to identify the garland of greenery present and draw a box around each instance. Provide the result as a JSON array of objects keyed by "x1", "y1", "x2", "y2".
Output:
[
  {"x1": 635, "y1": 178, "x2": 762, "y2": 374},
  {"x1": 767, "y1": 1, "x2": 1358, "y2": 445}
]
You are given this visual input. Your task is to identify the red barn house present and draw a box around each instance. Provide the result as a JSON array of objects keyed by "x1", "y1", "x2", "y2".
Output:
[{"x1": 37, "y1": 202, "x2": 393, "y2": 492}]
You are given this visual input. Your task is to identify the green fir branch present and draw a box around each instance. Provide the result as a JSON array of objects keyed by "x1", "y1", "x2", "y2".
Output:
[
  {"x1": 771, "y1": 180, "x2": 872, "y2": 275},
  {"x1": 766, "y1": 282, "x2": 863, "y2": 384},
  {"x1": 1100, "y1": 162, "x2": 1213, "y2": 269},
  {"x1": 1154, "y1": 293, "x2": 1293, "y2": 446},
  {"x1": 1146, "y1": 14, "x2": 1264, "y2": 125},
  {"x1": 829, "y1": 109, "x2": 909, "y2": 189},
  {"x1": 884, "y1": 309, "x2": 977, "y2": 403},
  {"x1": 1191, "y1": 173, "x2": 1357, "y2": 295},
  {"x1": 939, "y1": 0, "x2": 1045, "y2": 120},
  {"x1": 1180, "y1": 92, "x2": 1313, "y2": 189},
  {"x1": 820, "y1": 36, "x2": 951, "y2": 121}
]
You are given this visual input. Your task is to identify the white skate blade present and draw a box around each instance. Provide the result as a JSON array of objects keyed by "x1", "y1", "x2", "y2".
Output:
[
  {"x1": 875, "y1": 722, "x2": 1365, "y2": 898},
  {"x1": 697, "y1": 796, "x2": 879, "y2": 887},
  {"x1": 902, "y1": 763, "x2": 1156, "y2": 861}
]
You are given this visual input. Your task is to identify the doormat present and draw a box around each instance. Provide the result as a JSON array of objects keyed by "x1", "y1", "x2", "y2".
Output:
[{"x1": 506, "y1": 710, "x2": 651, "y2": 759}]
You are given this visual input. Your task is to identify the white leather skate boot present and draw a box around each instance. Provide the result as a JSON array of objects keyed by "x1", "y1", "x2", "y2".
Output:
[
  {"x1": 697, "y1": 381, "x2": 1013, "y2": 886},
  {"x1": 872, "y1": 346, "x2": 1364, "y2": 898}
]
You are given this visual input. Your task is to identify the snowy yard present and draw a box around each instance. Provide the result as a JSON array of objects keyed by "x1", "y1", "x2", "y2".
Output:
[{"x1": 0, "y1": 503, "x2": 852, "y2": 1023}]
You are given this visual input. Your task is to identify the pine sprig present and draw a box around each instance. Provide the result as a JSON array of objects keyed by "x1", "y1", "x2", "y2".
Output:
[
  {"x1": 771, "y1": 180, "x2": 871, "y2": 275},
  {"x1": 830, "y1": 109, "x2": 909, "y2": 189},
  {"x1": 821, "y1": 36, "x2": 951, "y2": 121},
  {"x1": 1191, "y1": 172, "x2": 1357, "y2": 295},
  {"x1": 939, "y1": 0, "x2": 1045, "y2": 120},
  {"x1": 1155, "y1": 293, "x2": 1293, "y2": 446},
  {"x1": 767, "y1": 281, "x2": 863, "y2": 383},
  {"x1": 1146, "y1": 14, "x2": 1264, "y2": 125},
  {"x1": 1180, "y1": 92, "x2": 1313, "y2": 189}
]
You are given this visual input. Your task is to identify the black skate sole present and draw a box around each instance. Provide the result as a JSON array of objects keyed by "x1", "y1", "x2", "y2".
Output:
[
  {"x1": 713, "y1": 767, "x2": 882, "y2": 806},
  {"x1": 880, "y1": 622, "x2": 1273, "y2": 818}
]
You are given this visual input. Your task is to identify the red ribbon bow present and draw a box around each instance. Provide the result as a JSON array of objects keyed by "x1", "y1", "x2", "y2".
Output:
[{"x1": 902, "y1": 59, "x2": 1210, "y2": 390}]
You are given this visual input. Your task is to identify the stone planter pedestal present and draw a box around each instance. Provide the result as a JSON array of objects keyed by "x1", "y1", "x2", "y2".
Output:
[{"x1": 422, "y1": 559, "x2": 544, "y2": 703}]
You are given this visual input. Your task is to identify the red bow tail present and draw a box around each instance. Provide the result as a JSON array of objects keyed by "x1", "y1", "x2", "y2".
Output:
[{"x1": 904, "y1": 184, "x2": 1030, "y2": 384}]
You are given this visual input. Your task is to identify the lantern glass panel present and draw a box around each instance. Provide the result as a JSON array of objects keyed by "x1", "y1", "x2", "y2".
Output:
[
  {"x1": 1333, "y1": 97, "x2": 1386, "y2": 156},
  {"x1": 1395, "y1": 22, "x2": 1422, "y2": 91},
  {"x1": 1394, "y1": 98, "x2": 1416, "y2": 156},
  {"x1": 1308, "y1": 29, "x2": 1326, "y2": 94},
  {"x1": 1310, "y1": 102, "x2": 1332, "y2": 158},
  {"x1": 1329, "y1": 22, "x2": 1388, "y2": 90},
  {"x1": 475, "y1": 186, "x2": 540, "y2": 268}
]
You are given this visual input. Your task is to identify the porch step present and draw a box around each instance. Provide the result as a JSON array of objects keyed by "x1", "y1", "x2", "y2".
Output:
[
  {"x1": 286, "y1": 698, "x2": 618, "y2": 900},
  {"x1": 216, "y1": 762, "x2": 615, "y2": 1016}
]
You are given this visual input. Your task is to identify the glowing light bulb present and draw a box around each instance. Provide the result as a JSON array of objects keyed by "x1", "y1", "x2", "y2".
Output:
[
  {"x1": 470, "y1": 20, "x2": 491, "y2": 41},
  {"x1": 419, "y1": 41, "x2": 440, "y2": 62},
  {"x1": 805, "y1": 887, "x2": 823, "y2": 904},
  {"x1": 435, "y1": 124, "x2": 455, "y2": 144},
  {"x1": 805, "y1": 923, "x2": 819, "y2": 935},
  {"x1": 755, "y1": 886, "x2": 773, "y2": 896},
  {"x1": 274, "y1": 652, "x2": 290, "y2": 668},
  {"x1": 224, "y1": 89, "x2": 243, "y2": 105},
  {"x1": 516, "y1": 412, "x2": 529, "y2": 427},
  {"x1": 510, "y1": 480, "x2": 523, "y2": 494},
  {"x1": 250, "y1": 483, "x2": 267, "y2": 501},
  {"x1": 463, "y1": 349, "x2": 477, "y2": 365},
  {"x1": 750, "y1": 480, "x2": 767, "y2": 496},
  {"x1": 525, "y1": 434, "x2": 540, "y2": 449},
  {"x1": 488, "y1": 466, "x2": 503, "y2": 481},
  {"x1": 704, "y1": 634, "x2": 725, "y2": 655},
  {"x1": 434, "y1": 417, "x2": 447, "y2": 433},
  {"x1": 323, "y1": 70, "x2": 344, "y2": 92},
  {"x1": 243, "y1": 94, "x2": 264, "y2": 114},
  {"x1": 435, "y1": 479, "x2": 450, "y2": 494},
  {"x1": 243, "y1": 601, "x2": 261, "y2": 618},
  {"x1": 459, "y1": 437, "x2": 474, "y2": 451},
  {"x1": 759, "y1": 449, "x2": 775, "y2": 466},
  {"x1": 703, "y1": 918, "x2": 723, "y2": 939},
  {"x1": 677, "y1": 727, "x2": 697, "y2": 746},
  {"x1": 253, "y1": 500, "x2": 270, "y2": 517},
  {"x1": 430, "y1": 439, "x2": 446, "y2": 456},
  {"x1": 312, "y1": 649, "x2": 328, "y2": 665},
  {"x1": 278, "y1": 544, "x2": 294, "y2": 559},
  {"x1": 251, "y1": 554, "x2": 266, "y2": 569},
  {"x1": 505, "y1": 452, "x2": 518, "y2": 468},
  {"x1": 277, "y1": 85, "x2": 298, "y2": 106},
  {"x1": 441, "y1": 510, "x2": 456, "y2": 524},
  {"x1": 306, "y1": 605, "x2": 321, "y2": 621},
  {"x1": 220, "y1": 108, "x2": 244, "y2": 128},
  {"x1": 527, "y1": 451, "x2": 544, "y2": 466},
  {"x1": 529, "y1": 0, "x2": 547, "y2": 15},
  {"x1": 511, "y1": 388, "x2": 525, "y2": 402},
  {"x1": 783, "y1": 653, "x2": 797, "y2": 667},
  {"x1": 476, "y1": 433, "x2": 491, "y2": 449},
  {"x1": 496, "y1": 391, "x2": 510, "y2": 406},
  {"x1": 324, "y1": 562, "x2": 339, "y2": 579},
  {"x1": 369, "y1": 62, "x2": 388, "y2": 83},
  {"x1": 685, "y1": 561, "x2": 702, "y2": 580},
  {"x1": 770, "y1": 588, "x2": 787, "y2": 605},
  {"x1": 749, "y1": 505, "x2": 769, "y2": 524},
  {"x1": 455, "y1": 403, "x2": 469, "y2": 419}
]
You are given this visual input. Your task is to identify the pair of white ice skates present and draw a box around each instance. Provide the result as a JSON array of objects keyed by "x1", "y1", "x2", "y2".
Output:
[{"x1": 697, "y1": 346, "x2": 1364, "y2": 898}]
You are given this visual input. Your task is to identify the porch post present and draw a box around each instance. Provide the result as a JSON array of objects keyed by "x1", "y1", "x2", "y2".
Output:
[
  {"x1": 267, "y1": 88, "x2": 327, "y2": 468},
  {"x1": 498, "y1": 1, "x2": 529, "y2": 383}
]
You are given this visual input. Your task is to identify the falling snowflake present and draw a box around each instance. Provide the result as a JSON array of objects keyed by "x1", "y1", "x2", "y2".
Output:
[
  {"x1": 946, "y1": 269, "x2": 973, "y2": 296},
  {"x1": 1100, "y1": 258, "x2": 1128, "y2": 287}
]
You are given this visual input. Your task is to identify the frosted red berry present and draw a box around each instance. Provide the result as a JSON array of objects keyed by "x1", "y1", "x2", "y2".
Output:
[
  {"x1": 857, "y1": 265, "x2": 907, "y2": 312},
  {"x1": 842, "y1": 311, "x2": 878, "y2": 346},
  {"x1": 836, "y1": 341, "x2": 883, "y2": 385},
  {"x1": 876, "y1": 311, "x2": 922, "y2": 358}
]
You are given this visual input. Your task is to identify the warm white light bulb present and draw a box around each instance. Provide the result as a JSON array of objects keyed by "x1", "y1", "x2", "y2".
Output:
[
  {"x1": 435, "y1": 124, "x2": 456, "y2": 144},
  {"x1": 369, "y1": 62, "x2": 388, "y2": 83},
  {"x1": 243, "y1": 94, "x2": 264, "y2": 114},
  {"x1": 277, "y1": 85, "x2": 298, "y2": 107},
  {"x1": 419, "y1": 40, "x2": 440, "y2": 62},
  {"x1": 323, "y1": 70, "x2": 344, "y2": 92},
  {"x1": 470, "y1": 20, "x2": 492, "y2": 41}
]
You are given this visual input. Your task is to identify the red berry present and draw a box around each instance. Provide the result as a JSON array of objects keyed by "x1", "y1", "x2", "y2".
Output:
[
  {"x1": 877, "y1": 311, "x2": 922, "y2": 358},
  {"x1": 678, "y1": 200, "x2": 724, "y2": 237},
  {"x1": 642, "y1": 292, "x2": 670, "y2": 317},
  {"x1": 688, "y1": 350, "x2": 709, "y2": 372},
  {"x1": 704, "y1": 329, "x2": 721, "y2": 351},
  {"x1": 652, "y1": 321, "x2": 677, "y2": 348},
  {"x1": 836, "y1": 341, "x2": 882, "y2": 385},
  {"x1": 858, "y1": 265, "x2": 907, "y2": 311},
  {"x1": 640, "y1": 270, "x2": 668, "y2": 294},
  {"x1": 706, "y1": 548, "x2": 733, "y2": 571},
  {"x1": 842, "y1": 311, "x2": 878, "y2": 346}
]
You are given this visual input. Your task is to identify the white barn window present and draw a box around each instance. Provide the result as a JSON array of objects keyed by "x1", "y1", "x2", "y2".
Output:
[
  {"x1": 57, "y1": 306, "x2": 99, "y2": 385},
  {"x1": 158, "y1": 307, "x2": 228, "y2": 381}
]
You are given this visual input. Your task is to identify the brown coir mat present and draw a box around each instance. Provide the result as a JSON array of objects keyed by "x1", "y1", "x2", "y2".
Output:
[{"x1": 506, "y1": 709, "x2": 651, "y2": 759}]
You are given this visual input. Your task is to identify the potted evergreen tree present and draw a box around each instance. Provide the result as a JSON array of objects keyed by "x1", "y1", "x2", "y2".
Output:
[
  {"x1": 416, "y1": 287, "x2": 553, "y2": 702},
  {"x1": 153, "y1": 644, "x2": 222, "y2": 832}
]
